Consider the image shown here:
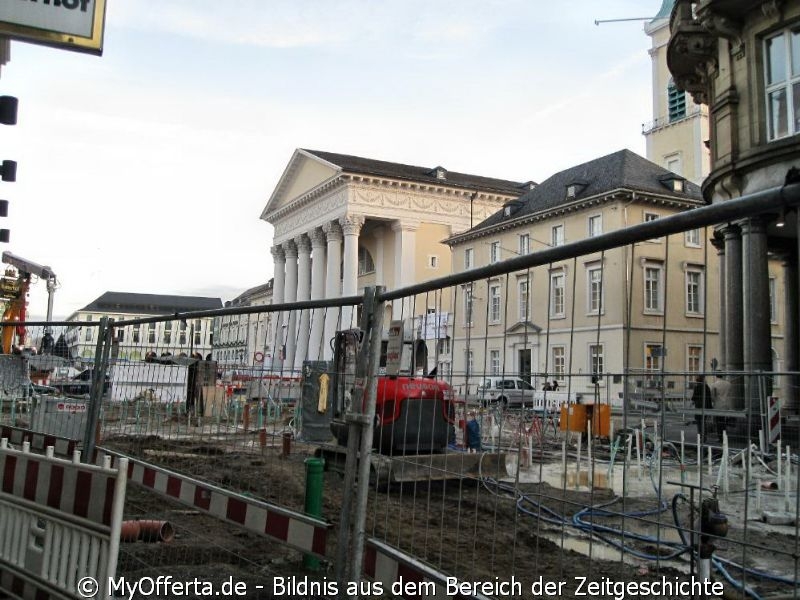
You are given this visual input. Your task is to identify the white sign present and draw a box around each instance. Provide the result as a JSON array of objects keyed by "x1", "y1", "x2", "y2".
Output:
[
  {"x1": 385, "y1": 321, "x2": 404, "y2": 377},
  {"x1": 0, "y1": 0, "x2": 107, "y2": 55},
  {"x1": 415, "y1": 312, "x2": 449, "y2": 340},
  {"x1": 56, "y1": 401, "x2": 87, "y2": 413}
]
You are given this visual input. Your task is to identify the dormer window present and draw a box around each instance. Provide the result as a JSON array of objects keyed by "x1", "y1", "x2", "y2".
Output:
[
  {"x1": 565, "y1": 181, "x2": 587, "y2": 200},
  {"x1": 659, "y1": 173, "x2": 686, "y2": 193},
  {"x1": 433, "y1": 166, "x2": 447, "y2": 180},
  {"x1": 504, "y1": 205, "x2": 512, "y2": 217}
]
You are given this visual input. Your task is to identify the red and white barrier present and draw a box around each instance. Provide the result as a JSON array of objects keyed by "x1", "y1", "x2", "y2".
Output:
[
  {"x1": 0, "y1": 425, "x2": 77, "y2": 458},
  {"x1": 0, "y1": 439, "x2": 128, "y2": 600},
  {"x1": 98, "y1": 448, "x2": 329, "y2": 559},
  {"x1": 767, "y1": 396, "x2": 781, "y2": 444}
]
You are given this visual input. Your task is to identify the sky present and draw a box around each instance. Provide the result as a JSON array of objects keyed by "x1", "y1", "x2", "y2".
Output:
[{"x1": 0, "y1": 1, "x2": 661, "y2": 320}]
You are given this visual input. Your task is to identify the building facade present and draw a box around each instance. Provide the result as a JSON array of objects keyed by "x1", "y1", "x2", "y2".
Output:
[
  {"x1": 447, "y1": 149, "x2": 717, "y2": 406},
  {"x1": 261, "y1": 149, "x2": 533, "y2": 372},
  {"x1": 667, "y1": 0, "x2": 799, "y2": 415},
  {"x1": 211, "y1": 280, "x2": 274, "y2": 370},
  {"x1": 65, "y1": 292, "x2": 221, "y2": 362}
]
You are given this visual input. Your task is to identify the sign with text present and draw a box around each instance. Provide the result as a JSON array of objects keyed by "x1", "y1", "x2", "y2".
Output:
[{"x1": 0, "y1": 0, "x2": 107, "y2": 55}]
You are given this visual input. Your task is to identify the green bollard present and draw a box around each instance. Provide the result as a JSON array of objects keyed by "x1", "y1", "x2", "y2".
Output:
[{"x1": 303, "y1": 457, "x2": 325, "y2": 570}]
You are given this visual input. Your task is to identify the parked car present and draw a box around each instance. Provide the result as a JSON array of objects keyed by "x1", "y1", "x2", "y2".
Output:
[{"x1": 477, "y1": 376, "x2": 536, "y2": 408}]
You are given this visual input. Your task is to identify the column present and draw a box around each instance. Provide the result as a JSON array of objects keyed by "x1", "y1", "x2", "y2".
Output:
[
  {"x1": 283, "y1": 240, "x2": 298, "y2": 373},
  {"x1": 308, "y1": 227, "x2": 327, "y2": 361},
  {"x1": 373, "y1": 227, "x2": 384, "y2": 286},
  {"x1": 323, "y1": 221, "x2": 343, "y2": 360},
  {"x1": 269, "y1": 245, "x2": 286, "y2": 370},
  {"x1": 711, "y1": 231, "x2": 726, "y2": 370},
  {"x1": 783, "y1": 253, "x2": 798, "y2": 413},
  {"x1": 392, "y1": 220, "x2": 418, "y2": 319},
  {"x1": 723, "y1": 224, "x2": 743, "y2": 409},
  {"x1": 741, "y1": 217, "x2": 772, "y2": 412},
  {"x1": 293, "y1": 234, "x2": 312, "y2": 372},
  {"x1": 341, "y1": 214, "x2": 364, "y2": 329}
]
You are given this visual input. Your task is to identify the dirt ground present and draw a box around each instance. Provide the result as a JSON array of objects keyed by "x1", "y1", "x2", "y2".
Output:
[{"x1": 106, "y1": 435, "x2": 797, "y2": 599}]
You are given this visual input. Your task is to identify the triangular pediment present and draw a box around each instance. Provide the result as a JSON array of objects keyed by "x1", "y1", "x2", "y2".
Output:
[
  {"x1": 506, "y1": 321, "x2": 542, "y2": 335},
  {"x1": 261, "y1": 149, "x2": 341, "y2": 222}
]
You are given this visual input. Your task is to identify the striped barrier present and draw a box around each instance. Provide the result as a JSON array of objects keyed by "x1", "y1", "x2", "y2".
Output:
[
  {"x1": 767, "y1": 396, "x2": 781, "y2": 444},
  {"x1": 364, "y1": 539, "x2": 491, "y2": 600},
  {"x1": 0, "y1": 439, "x2": 128, "y2": 600},
  {"x1": 97, "y1": 448, "x2": 329, "y2": 559},
  {"x1": 0, "y1": 425, "x2": 78, "y2": 458}
]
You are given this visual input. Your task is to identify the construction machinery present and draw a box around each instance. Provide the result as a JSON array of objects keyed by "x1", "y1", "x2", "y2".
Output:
[{"x1": 0, "y1": 251, "x2": 57, "y2": 353}]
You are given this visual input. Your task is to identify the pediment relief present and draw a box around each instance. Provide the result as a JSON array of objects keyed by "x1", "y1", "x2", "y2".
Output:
[{"x1": 262, "y1": 150, "x2": 340, "y2": 221}]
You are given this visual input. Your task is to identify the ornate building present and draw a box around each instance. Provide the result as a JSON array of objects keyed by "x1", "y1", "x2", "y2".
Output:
[
  {"x1": 261, "y1": 149, "x2": 532, "y2": 372},
  {"x1": 667, "y1": 0, "x2": 800, "y2": 416}
]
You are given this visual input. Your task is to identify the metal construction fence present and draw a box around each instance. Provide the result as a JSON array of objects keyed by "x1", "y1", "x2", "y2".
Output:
[{"x1": 0, "y1": 184, "x2": 799, "y2": 599}]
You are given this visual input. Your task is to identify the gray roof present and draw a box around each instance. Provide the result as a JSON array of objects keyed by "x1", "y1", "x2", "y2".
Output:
[
  {"x1": 226, "y1": 280, "x2": 273, "y2": 307},
  {"x1": 466, "y1": 149, "x2": 703, "y2": 234},
  {"x1": 302, "y1": 149, "x2": 533, "y2": 196},
  {"x1": 80, "y1": 292, "x2": 223, "y2": 315}
]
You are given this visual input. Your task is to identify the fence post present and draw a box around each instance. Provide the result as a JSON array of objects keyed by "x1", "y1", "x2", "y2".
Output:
[
  {"x1": 348, "y1": 286, "x2": 384, "y2": 587},
  {"x1": 334, "y1": 287, "x2": 384, "y2": 595},
  {"x1": 82, "y1": 316, "x2": 113, "y2": 462}
]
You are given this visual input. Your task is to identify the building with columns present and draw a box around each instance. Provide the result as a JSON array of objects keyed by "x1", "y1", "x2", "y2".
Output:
[
  {"x1": 261, "y1": 149, "x2": 532, "y2": 373},
  {"x1": 667, "y1": 0, "x2": 800, "y2": 418}
]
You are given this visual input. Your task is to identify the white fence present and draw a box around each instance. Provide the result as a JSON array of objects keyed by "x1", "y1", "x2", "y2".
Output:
[{"x1": 0, "y1": 440, "x2": 128, "y2": 600}]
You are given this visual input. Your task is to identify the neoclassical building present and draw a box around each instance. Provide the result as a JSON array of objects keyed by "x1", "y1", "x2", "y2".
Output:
[
  {"x1": 447, "y1": 149, "x2": 717, "y2": 405},
  {"x1": 261, "y1": 149, "x2": 532, "y2": 372},
  {"x1": 667, "y1": 0, "x2": 800, "y2": 416}
]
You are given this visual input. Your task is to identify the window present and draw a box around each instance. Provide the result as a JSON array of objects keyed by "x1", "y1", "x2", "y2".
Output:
[
  {"x1": 765, "y1": 28, "x2": 800, "y2": 140},
  {"x1": 551, "y1": 346, "x2": 565, "y2": 381},
  {"x1": 117, "y1": 329, "x2": 125, "y2": 343},
  {"x1": 644, "y1": 212, "x2": 661, "y2": 242},
  {"x1": 589, "y1": 344, "x2": 604, "y2": 381},
  {"x1": 85, "y1": 328, "x2": 94, "y2": 343},
  {"x1": 687, "y1": 345, "x2": 703, "y2": 375},
  {"x1": 644, "y1": 263, "x2": 663, "y2": 313},
  {"x1": 179, "y1": 321, "x2": 187, "y2": 345},
  {"x1": 551, "y1": 224, "x2": 564, "y2": 247},
  {"x1": 519, "y1": 279, "x2": 530, "y2": 321},
  {"x1": 464, "y1": 248, "x2": 474, "y2": 270},
  {"x1": 666, "y1": 153, "x2": 683, "y2": 176},
  {"x1": 685, "y1": 268, "x2": 704, "y2": 316},
  {"x1": 645, "y1": 343, "x2": 663, "y2": 372},
  {"x1": 163, "y1": 322, "x2": 173, "y2": 344},
  {"x1": 518, "y1": 233, "x2": 530, "y2": 255},
  {"x1": 489, "y1": 284, "x2": 501, "y2": 323},
  {"x1": 465, "y1": 350, "x2": 474, "y2": 375},
  {"x1": 194, "y1": 320, "x2": 203, "y2": 345},
  {"x1": 769, "y1": 277, "x2": 777, "y2": 323},
  {"x1": 550, "y1": 271, "x2": 565, "y2": 318},
  {"x1": 132, "y1": 324, "x2": 141, "y2": 344},
  {"x1": 148, "y1": 325, "x2": 157, "y2": 344},
  {"x1": 489, "y1": 350, "x2": 500, "y2": 376},
  {"x1": 587, "y1": 265, "x2": 603, "y2": 314},
  {"x1": 588, "y1": 215, "x2": 602, "y2": 237},
  {"x1": 428, "y1": 255, "x2": 439, "y2": 269},
  {"x1": 437, "y1": 337, "x2": 450, "y2": 355},
  {"x1": 685, "y1": 229, "x2": 701, "y2": 247},
  {"x1": 490, "y1": 241, "x2": 501, "y2": 264},
  {"x1": 463, "y1": 287, "x2": 474, "y2": 327},
  {"x1": 667, "y1": 80, "x2": 686, "y2": 122},
  {"x1": 358, "y1": 247, "x2": 375, "y2": 275}
]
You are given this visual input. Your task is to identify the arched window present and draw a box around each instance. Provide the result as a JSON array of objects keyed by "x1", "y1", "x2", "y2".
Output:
[{"x1": 668, "y1": 79, "x2": 686, "y2": 122}]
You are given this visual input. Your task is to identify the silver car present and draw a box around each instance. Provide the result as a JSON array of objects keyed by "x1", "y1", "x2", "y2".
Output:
[{"x1": 477, "y1": 376, "x2": 536, "y2": 408}]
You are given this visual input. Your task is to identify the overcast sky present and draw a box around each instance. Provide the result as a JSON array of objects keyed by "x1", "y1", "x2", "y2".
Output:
[{"x1": 0, "y1": 1, "x2": 660, "y2": 319}]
